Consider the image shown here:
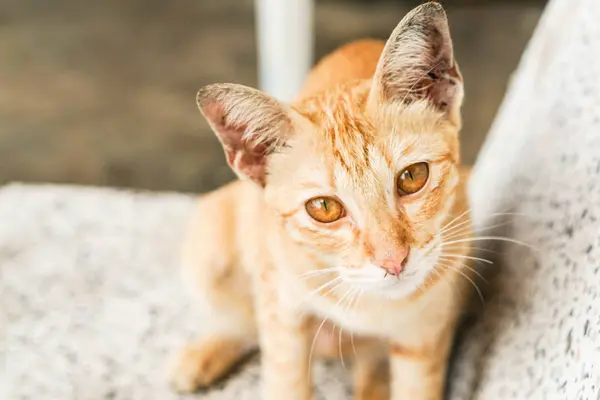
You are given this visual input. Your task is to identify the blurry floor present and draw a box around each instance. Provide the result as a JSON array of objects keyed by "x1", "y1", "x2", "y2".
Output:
[{"x1": 0, "y1": 0, "x2": 544, "y2": 193}]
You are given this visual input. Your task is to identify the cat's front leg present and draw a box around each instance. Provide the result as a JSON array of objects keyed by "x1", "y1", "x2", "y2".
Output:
[
  {"x1": 255, "y1": 269, "x2": 312, "y2": 400},
  {"x1": 388, "y1": 326, "x2": 454, "y2": 400}
]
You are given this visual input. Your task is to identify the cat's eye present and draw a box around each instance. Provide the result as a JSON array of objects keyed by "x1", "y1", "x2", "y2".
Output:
[
  {"x1": 305, "y1": 197, "x2": 345, "y2": 223},
  {"x1": 397, "y1": 162, "x2": 429, "y2": 196}
]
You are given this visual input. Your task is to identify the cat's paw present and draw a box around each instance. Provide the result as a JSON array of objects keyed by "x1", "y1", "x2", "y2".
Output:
[{"x1": 167, "y1": 337, "x2": 249, "y2": 393}]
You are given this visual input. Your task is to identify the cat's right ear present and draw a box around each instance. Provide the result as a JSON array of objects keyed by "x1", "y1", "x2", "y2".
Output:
[{"x1": 197, "y1": 83, "x2": 295, "y2": 187}]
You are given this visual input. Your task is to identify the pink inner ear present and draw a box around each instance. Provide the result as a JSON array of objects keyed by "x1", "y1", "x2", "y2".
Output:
[
  {"x1": 203, "y1": 101, "x2": 274, "y2": 186},
  {"x1": 423, "y1": 63, "x2": 461, "y2": 111},
  {"x1": 223, "y1": 137, "x2": 271, "y2": 186},
  {"x1": 203, "y1": 102, "x2": 237, "y2": 146}
]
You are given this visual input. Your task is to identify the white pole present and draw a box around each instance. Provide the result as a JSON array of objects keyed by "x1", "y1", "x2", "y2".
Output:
[{"x1": 255, "y1": 0, "x2": 314, "y2": 102}]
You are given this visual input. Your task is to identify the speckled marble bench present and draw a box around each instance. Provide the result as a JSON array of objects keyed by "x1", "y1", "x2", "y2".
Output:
[
  {"x1": 2, "y1": 0, "x2": 600, "y2": 398},
  {"x1": 0, "y1": 184, "x2": 354, "y2": 400},
  {"x1": 450, "y1": 0, "x2": 600, "y2": 398}
]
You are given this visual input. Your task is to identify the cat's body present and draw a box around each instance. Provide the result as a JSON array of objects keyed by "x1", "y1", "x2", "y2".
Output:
[{"x1": 169, "y1": 3, "x2": 473, "y2": 399}]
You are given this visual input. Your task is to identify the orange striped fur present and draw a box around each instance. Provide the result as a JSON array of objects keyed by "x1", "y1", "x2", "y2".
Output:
[{"x1": 168, "y1": 3, "x2": 473, "y2": 400}]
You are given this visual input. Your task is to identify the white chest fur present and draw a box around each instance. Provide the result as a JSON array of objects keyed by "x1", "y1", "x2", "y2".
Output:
[{"x1": 286, "y1": 274, "x2": 457, "y2": 340}]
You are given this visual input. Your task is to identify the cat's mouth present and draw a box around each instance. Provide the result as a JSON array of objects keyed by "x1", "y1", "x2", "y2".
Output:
[
  {"x1": 339, "y1": 244, "x2": 441, "y2": 299},
  {"x1": 337, "y1": 263, "x2": 425, "y2": 299}
]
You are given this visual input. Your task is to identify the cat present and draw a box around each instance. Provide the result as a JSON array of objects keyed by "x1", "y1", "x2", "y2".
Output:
[{"x1": 168, "y1": 2, "x2": 474, "y2": 399}]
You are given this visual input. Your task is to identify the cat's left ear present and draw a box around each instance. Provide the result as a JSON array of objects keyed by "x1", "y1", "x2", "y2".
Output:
[
  {"x1": 197, "y1": 83, "x2": 297, "y2": 187},
  {"x1": 369, "y1": 2, "x2": 463, "y2": 126}
]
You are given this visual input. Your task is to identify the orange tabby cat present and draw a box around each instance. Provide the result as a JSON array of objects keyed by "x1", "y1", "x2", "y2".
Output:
[{"x1": 168, "y1": 3, "x2": 473, "y2": 399}]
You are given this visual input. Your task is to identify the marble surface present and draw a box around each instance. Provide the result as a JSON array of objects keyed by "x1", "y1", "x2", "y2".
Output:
[
  {"x1": 0, "y1": 184, "x2": 351, "y2": 400},
  {"x1": 451, "y1": 0, "x2": 600, "y2": 398}
]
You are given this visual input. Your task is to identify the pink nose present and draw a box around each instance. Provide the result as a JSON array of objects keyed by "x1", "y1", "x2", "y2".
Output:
[{"x1": 379, "y1": 247, "x2": 410, "y2": 276}]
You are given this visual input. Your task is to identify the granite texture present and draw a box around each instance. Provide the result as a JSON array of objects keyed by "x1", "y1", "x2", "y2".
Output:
[
  {"x1": 0, "y1": 184, "x2": 351, "y2": 400},
  {"x1": 450, "y1": 0, "x2": 600, "y2": 398}
]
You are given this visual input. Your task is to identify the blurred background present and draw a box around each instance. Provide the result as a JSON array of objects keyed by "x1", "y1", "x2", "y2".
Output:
[{"x1": 0, "y1": 0, "x2": 546, "y2": 194}]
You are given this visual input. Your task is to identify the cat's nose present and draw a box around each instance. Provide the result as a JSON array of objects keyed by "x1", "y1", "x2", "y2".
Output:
[
  {"x1": 380, "y1": 260, "x2": 405, "y2": 276},
  {"x1": 379, "y1": 247, "x2": 410, "y2": 276}
]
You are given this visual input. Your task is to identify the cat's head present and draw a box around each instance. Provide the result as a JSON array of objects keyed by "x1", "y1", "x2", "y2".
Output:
[{"x1": 197, "y1": 3, "x2": 463, "y2": 299}]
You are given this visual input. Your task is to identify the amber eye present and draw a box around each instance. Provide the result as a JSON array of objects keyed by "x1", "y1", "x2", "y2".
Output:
[
  {"x1": 397, "y1": 162, "x2": 429, "y2": 196},
  {"x1": 305, "y1": 197, "x2": 345, "y2": 223}
]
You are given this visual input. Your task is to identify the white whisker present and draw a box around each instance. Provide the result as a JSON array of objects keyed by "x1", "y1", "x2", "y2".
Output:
[
  {"x1": 441, "y1": 245, "x2": 498, "y2": 254},
  {"x1": 443, "y1": 220, "x2": 515, "y2": 241},
  {"x1": 338, "y1": 288, "x2": 356, "y2": 370},
  {"x1": 349, "y1": 289, "x2": 363, "y2": 357},
  {"x1": 438, "y1": 253, "x2": 494, "y2": 265},
  {"x1": 441, "y1": 225, "x2": 472, "y2": 241},
  {"x1": 438, "y1": 263, "x2": 484, "y2": 304},
  {"x1": 307, "y1": 284, "x2": 353, "y2": 377},
  {"x1": 298, "y1": 267, "x2": 340, "y2": 279},
  {"x1": 321, "y1": 281, "x2": 345, "y2": 298},
  {"x1": 308, "y1": 315, "x2": 329, "y2": 378},
  {"x1": 333, "y1": 287, "x2": 356, "y2": 370},
  {"x1": 440, "y1": 215, "x2": 472, "y2": 237},
  {"x1": 441, "y1": 236, "x2": 538, "y2": 251},
  {"x1": 440, "y1": 210, "x2": 534, "y2": 240},
  {"x1": 345, "y1": 277, "x2": 384, "y2": 285},
  {"x1": 437, "y1": 259, "x2": 487, "y2": 283},
  {"x1": 439, "y1": 208, "x2": 471, "y2": 234},
  {"x1": 303, "y1": 276, "x2": 343, "y2": 302}
]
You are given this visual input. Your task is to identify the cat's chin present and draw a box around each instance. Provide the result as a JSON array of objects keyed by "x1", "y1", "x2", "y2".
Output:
[
  {"x1": 339, "y1": 263, "x2": 433, "y2": 301},
  {"x1": 338, "y1": 245, "x2": 441, "y2": 300}
]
